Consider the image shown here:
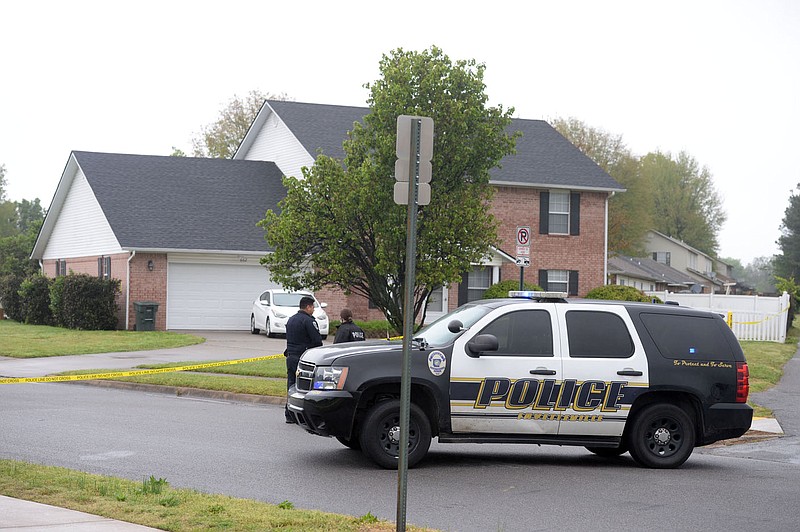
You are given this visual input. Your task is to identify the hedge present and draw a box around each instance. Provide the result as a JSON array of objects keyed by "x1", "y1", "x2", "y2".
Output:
[{"x1": 50, "y1": 273, "x2": 121, "y2": 330}]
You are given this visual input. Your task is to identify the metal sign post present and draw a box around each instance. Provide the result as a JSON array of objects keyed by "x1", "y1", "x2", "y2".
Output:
[
  {"x1": 516, "y1": 226, "x2": 531, "y2": 290},
  {"x1": 394, "y1": 115, "x2": 433, "y2": 532}
]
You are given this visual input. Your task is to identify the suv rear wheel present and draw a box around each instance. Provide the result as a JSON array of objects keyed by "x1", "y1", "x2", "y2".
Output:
[
  {"x1": 359, "y1": 399, "x2": 431, "y2": 469},
  {"x1": 627, "y1": 403, "x2": 695, "y2": 469}
]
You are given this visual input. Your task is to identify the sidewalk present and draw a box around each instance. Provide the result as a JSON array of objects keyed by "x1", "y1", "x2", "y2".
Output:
[{"x1": 0, "y1": 495, "x2": 160, "y2": 531}]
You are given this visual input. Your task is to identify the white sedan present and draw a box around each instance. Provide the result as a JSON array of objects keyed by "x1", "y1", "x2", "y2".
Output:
[{"x1": 250, "y1": 289, "x2": 329, "y2": 339}]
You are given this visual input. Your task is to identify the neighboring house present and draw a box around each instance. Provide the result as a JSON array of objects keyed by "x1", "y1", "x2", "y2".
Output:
[
  {"x1": 642, "y1": 230, "x2": 737, "y2": 294},
  {"x1": 32, "y1": 100, "x2": 623, "y2": 331},
  {"x1": 236, "y1": 100, "x2": 624, "y2": 322},
  {"x1": 607, "y1": 254, "x2": 698, "y2": 293},
  {"x1": 31, "y1": 152, "x2": 286, "y2": 330}
]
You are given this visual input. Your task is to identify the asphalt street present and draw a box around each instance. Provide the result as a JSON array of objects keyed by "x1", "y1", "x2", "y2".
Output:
[{"x1": 1, "y1": 331, "x2": 799, "y2": 531}]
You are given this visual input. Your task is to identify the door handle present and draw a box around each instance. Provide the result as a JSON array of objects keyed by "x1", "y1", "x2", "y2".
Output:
[
  {"x1": 617, "y1": 369, "x2": 643, "y2": 376},
  {"x1": 530, "y1": 368, "x2": 557, "y2": 376}
]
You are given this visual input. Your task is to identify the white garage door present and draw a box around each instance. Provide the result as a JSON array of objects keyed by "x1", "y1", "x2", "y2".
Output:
[{"x1": 167, "y1": 262, "x2": 279, "y2": 330}]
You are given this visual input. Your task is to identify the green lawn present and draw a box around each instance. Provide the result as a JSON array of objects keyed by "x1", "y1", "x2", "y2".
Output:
[
  {"x1": 0, "y1": 460, "x2": 431, "y2": 531},
  {"x1": 0, "y1": 320, "x2": 204, "y2": 358}
]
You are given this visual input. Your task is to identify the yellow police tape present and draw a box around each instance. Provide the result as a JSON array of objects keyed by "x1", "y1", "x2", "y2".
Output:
[{"x1": 0, "y1": 354, "x2": 285, "y2": 385}]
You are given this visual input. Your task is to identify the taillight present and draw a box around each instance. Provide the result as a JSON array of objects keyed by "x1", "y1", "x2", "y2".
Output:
[{"x1": 736, "y1": 362, "x2": 749, "y2": 403}]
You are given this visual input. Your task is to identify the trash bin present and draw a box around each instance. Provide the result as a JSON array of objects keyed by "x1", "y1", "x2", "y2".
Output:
[{"x1": 133, "y1": 301, "x2": 159, "y2": 331}]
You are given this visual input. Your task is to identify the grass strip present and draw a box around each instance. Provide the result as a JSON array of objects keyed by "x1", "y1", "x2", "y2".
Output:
[
  {"x1": 0, "y1": 320, "x2": 204, "y2": 358},
  {"x1": 0, "y1": 459, "x2": 432, "y2": 531}
]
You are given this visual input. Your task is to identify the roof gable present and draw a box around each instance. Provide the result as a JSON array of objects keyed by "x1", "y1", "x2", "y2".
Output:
[{"x1": 34, "y1": 152, "x2": 285, "y2": 257}]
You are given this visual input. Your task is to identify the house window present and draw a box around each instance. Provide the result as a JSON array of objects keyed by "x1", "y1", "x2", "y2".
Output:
[
  {"x1": 548, "y1": 191, "x2": 570, "y2": 234},
  {"x1": 652, "y1": 251, "x2": 671, "y2": 266},
  {"x1": 688, "y1": 253, "x2": 697, "y2": 270},
  {"x1": 539, "y1": 269, "x2": 579, "y2": 296},
  {"x1": 97, "y1": 256, "x2": 111, "y2": 279},
  {"x1": 56, "y1": 260, "x2": 67, "y2": 277},
  {"x1": 539, "y1": 191, "x2": 580, "y2": 236},
  {"x1": 547, "y1": 270, "x2": 569, "y2": 293},
  {"x1": 467, "y1": 266, "x2": 492, "y2": 302},
  {"x1": 426, "y1": 286, "x2": 444, "y2": 313}
]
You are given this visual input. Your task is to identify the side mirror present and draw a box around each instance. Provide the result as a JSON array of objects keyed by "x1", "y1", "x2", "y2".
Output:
[
  {"x1": 447, "y1": 320, "x2": 464, "y2": 333},
  {"x1": 466, "y1": 334, "x2": 499, "y2": 358},
  {"x1": 320, "y1": 302, "x2": 328, "y2": 308}
]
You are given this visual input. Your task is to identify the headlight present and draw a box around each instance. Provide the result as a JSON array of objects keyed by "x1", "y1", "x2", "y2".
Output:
[
  {"x1": 273, "y1": 310, "x2": 288, "y2": 319},
  {"x1": 312, "y1": 366, "x2": 348, "y2": 390}
]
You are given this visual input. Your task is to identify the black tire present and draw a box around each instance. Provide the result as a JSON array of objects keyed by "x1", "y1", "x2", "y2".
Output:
[
  {"x1": 358, "y1": 399, "x2": 431, "y2": 469},
  {"x1": 266, "y1": 318, "x2": 275, "y2": 338},
  {"x1": 585, "y1": 445, "x2": 627, "y2": 458},
  {"x1": 626, "y1": 403, "x2": 695, "y2": 469},
  {"x1": 336, "y1": 435, "x2": 361, "y2": 450},
  {"x1": 250, "y1": 315, "x2": 260, "y2": 334}
]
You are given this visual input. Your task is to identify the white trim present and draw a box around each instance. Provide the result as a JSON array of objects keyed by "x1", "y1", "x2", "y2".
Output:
[{"x1": 489, "y1": 180, "x2": 626, "y2": 193}]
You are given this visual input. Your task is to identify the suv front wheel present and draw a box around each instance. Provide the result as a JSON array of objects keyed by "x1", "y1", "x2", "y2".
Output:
[
  {"x1": 359, "y1": 399, "x2": 431, "y2": 469},
  {"x1": 627, "y1": 403, "x2": 695, "y2": 469}
]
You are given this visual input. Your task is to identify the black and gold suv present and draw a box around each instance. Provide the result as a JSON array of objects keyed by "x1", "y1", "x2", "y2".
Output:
[{"x1": 287, "y1": 292, "x2": 752, "y2": 469}]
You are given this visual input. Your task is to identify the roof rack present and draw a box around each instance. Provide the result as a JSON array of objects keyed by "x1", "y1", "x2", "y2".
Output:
[{"x1": 508, "y1": 290, "x2": 568, "y2": 302}]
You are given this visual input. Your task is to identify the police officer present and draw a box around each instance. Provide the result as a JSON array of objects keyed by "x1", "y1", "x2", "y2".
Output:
[
  {"x1": 333, "y1": 308, "x2": 366, "y2": 344},
  {"x1": 284, "y1": 295, "x2": 323, "y2": 423}
]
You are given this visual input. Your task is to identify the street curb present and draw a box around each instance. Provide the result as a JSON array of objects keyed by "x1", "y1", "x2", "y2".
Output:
[{"x1": 67, "y1": 379, "x2": 286, "y2": 405}]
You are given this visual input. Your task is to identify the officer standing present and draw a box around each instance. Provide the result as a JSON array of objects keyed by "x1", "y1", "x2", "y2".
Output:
[
  {"x1": 333, "y1": 308, "x2": 366, "y2": 343},
  {"x1": 284, "y1": 295, "x2": 323, "y2": 423}
]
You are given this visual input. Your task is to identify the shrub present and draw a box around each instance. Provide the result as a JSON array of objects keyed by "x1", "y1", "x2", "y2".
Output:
[
  {"x1": 483, "y1": 279, "x2": 543, "y2": 299},
  {"x1": 0, "y1": 274, "x2": 24, "y2": 321},
  {"x1": 330, "y1": 319, "x2": 400, "y2": 339},
  {"x1": 585, "y1": 285, "x2": 661, "y2": 303},
  {"x1": 18, "y1": 274, "x2": 53, "y2": 325},
  {"x1": 50, "y1": 273, "x2": 121, "y2": 330}
]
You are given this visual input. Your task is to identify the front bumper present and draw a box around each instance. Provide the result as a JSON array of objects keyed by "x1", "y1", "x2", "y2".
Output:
[
  {"x1": 271, "y1": 317, "x2": 329, "y2": 336},
  {"x1": 286, "y1": 386, "x2": 360, "y2": 439}
]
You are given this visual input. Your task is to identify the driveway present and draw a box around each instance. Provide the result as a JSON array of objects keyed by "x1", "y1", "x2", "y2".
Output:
[{"x1": 0, "y1": 331, "x2": 295, "y2": 378}]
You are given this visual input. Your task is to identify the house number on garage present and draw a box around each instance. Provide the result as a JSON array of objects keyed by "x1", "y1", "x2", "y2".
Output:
[{"x1": 239, "y1": 256, "x2": 248, "y2": 263}]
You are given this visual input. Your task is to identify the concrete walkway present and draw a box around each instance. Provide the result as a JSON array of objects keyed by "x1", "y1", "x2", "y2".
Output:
[{"x1": 0, "y1": 330, "x2": 291, "y2": 378}]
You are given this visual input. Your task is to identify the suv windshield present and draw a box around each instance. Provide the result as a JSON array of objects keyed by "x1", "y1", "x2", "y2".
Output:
[
  {"x1": 273, "y1": 293, "x2": 318, "y2": 307},
  {"x1": 415, "y1": 303, "x2": 493, "y2": 347}
]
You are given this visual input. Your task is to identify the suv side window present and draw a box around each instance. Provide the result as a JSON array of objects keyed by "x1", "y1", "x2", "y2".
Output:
[
  {"x1": 640, "y1": 313, "x2": 733, "y2": 360},
  {"x1": 566, "y1": 310, "x2": 634, "y2": 358},
  {"x1": 478, "y1": 310, "x2": 553, "y2": 357}
]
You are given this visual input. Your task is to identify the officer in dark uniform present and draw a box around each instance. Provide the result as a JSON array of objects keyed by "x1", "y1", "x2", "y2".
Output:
[
  {"x1": 284, "y1": 295, "x2": 323, "y2": 423},
  {"x1": 333, "y1": 308, "x2": 366, "y2": 344}
]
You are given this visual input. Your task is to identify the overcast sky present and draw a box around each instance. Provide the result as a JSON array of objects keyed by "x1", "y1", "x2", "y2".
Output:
[{"x1": 1, "y1": 0, "x2": 797, "y2": 265}]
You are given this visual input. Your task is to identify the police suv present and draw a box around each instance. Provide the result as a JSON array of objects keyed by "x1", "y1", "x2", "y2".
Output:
[{"x1": 286, "y1": 292, "x2": 752, "y2": 469}]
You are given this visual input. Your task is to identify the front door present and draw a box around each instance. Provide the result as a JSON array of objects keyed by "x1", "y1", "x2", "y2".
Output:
[{"x1": 449, "y1": 305, "x2": 562, "y2": 435}]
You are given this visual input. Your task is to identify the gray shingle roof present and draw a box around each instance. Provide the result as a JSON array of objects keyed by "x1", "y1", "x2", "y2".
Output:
[
  {"x1": 267, "y1": 100, "x2": 623, "y2": 191},
  {"x1": 608, "y1": 255, "x2": 696, "y2": 288},
  {"x1": 73, "y1": 151, "x2": 284, "y2": 252}
]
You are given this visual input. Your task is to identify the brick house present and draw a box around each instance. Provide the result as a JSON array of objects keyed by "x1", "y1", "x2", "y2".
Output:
[
  {"x1": 31, "y1": 100, "x2": 623, "y2": 330},
  {"x1": 235, "y1": 101, "x2": 623, "y2": 322}
]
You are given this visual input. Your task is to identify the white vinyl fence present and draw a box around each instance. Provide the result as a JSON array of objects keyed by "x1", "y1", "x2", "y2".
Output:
[{"x1": 645, "y1": 291, "x2": 790, "y2": 343}]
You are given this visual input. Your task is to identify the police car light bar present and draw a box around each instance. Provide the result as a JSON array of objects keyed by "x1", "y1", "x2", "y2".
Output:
[{"x1": 508, "y1": 290, "x2": 568, "y2": 300}]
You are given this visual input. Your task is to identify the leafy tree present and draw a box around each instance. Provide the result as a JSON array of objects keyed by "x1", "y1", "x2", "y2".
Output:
[
  {"x1": 552, "y1": 118, "x2": 652, "y2": 254},
  {"x1": 642, "y1": 151, "x2": 726, "y2": 255},
  {"x1": 0, "y1": 218, "x2": 44, "y2": 321},
  {"x1": 191, "y1": 89, "x2": 289, "y2": 159},
  {"x1": 260, "y1": 46, "x2": 517, "y2": 331},
  {"x1": 774, "y1": 184, "x2": 800, "y2": 281},
  {"x1": 0, "y1": 164, "x2": 15, "y2": 238},
  {"x1": 722, "y1": 255, "x2": 776, "y2": 294},
  {"x1": 14, "y1": 198, "x2": 45, "y2": 234}
]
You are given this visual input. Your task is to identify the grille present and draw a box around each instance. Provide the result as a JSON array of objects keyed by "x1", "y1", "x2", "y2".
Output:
[{"x1": 296, "y1": 360, "x2": 316, "y2": 392}]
